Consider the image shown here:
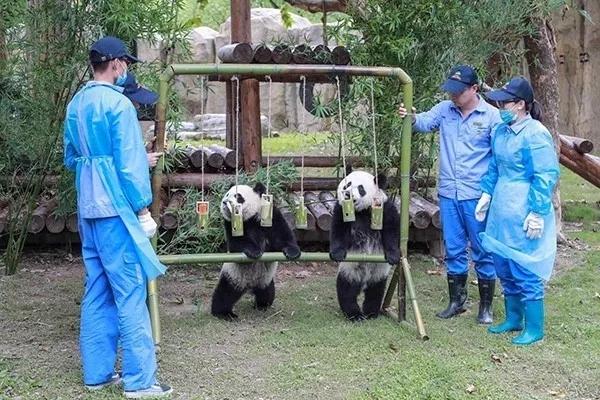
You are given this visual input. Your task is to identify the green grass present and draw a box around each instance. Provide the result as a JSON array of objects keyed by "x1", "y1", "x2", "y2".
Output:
[
  {"x1": 2, "y1": 244, "x2": 600, "y2": 399},
  {"x1": 185, "y1": 131, "x2": 335, "y2": 156},
  {"x1": 559, "y1": 166, "x2": 600, "y2": 231}
]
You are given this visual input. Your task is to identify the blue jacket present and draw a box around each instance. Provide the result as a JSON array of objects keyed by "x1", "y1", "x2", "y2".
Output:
[
  {"x1": 64, "y1": 81, "x2": 165, "y2": 280},
  {"x1": 64, "y1": 81, "x2": 152, "y2": 218},
  {"x1": 413, "y1": 96, "x2": 501, "y2": 200},
  {"x1": 480, "y1": 116, "x2": 560, "y2": 280}
]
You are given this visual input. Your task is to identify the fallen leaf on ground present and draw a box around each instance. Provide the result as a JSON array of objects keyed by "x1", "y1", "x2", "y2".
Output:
[{"x1": 491, "y1": 354, "x2": 503, "y2": 364}]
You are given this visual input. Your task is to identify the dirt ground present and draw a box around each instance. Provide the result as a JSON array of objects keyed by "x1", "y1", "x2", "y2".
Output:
[{"x1": 0, "y1": 233, "x2": 593, "y2": 399}]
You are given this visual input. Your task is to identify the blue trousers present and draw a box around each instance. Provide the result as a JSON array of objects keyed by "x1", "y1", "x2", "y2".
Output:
[
  {"x1": 79, "y1": 216, "x2": 157, "y2": 391},
  {"x1": 493, "y1": 255, "x2": 544, "y2": 301},
  {"x1": 439, "y1": 196, "x2": 495, "y2": 279}
]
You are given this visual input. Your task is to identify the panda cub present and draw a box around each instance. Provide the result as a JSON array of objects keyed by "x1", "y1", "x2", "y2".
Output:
[
  {"x1": 329, "y1": 170, "x2": 400, "y2": 321},
  {"x1": 211, "y1": 183, "x2": 301, "y2": 320}
]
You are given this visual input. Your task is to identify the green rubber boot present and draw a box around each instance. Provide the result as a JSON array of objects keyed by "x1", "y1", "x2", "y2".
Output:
[
  {"x1": 488, "y1": 295, "x2": 523, "y2": 334},
  {"x1": 512, "y1": 299, "x2": 544, "y2": 346}
]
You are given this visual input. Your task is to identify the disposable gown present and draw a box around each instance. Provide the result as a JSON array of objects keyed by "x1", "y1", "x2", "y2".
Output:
[
  {"x1": 64, "y1": 81, "x2": 165, "y2": 280},
  {"x1": 479, "y1": 116, "x2": 559, "y2": 281}
]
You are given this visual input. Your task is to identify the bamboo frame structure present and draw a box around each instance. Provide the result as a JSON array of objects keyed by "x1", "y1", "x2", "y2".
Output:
[{"x1": 149, "y1": 63, "x2": 428, "y2": 345}]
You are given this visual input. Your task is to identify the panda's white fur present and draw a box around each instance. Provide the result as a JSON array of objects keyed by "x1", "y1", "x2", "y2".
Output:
[
  {"x1": 221, "y1": 261, "x2": 278, "y2": 289},
  {"x1": 330, "y1": 170, "x2": 400, "y2": 321},
  {"x1": 212, "y1": 183, "x2": 301, "y2": 319},
  {"x1": 338, "y1": 262, "x2": 392, "y2": 289},
  {"x1": 337, "y1": 170, "x2": 388, "y2": 212},
  {"x1": 220, "y1": 184, "x2": 261, "y2": 222},
  {"x1": 337, "y1": 171, "x2": 390, "y2": 285},
  {"x1": 219, "y1": 184, "x2": 270, "y2": 288}
]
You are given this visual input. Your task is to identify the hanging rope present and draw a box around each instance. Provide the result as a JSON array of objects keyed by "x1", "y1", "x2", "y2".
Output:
[
  {"x1": 232, "y1": 76, "x2": 240, "y2": 194},
  {"x1": 300, "y1": 75, "x2": 307, "y2": 198},
  {"x1": 199, "y1": 76, "x2": 206, "y2": 201},
  {"x1": 265, "y1": 75, "x2": 272, "y2": 196},
  {"x1": 335, "y1": 76, "x2": 347, "y2": 180},
  {"x1": 371, "y1": 79, "x2": 378, "y2": 188}
]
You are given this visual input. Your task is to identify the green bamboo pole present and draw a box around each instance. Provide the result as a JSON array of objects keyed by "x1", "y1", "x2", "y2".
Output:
[
  {"x1": 148, "y1": 63, "x2": 426, "y2": 342},
  {"x1": 159, "y1": 252, "x2": 388, "y2": 265},
  {"x1": 147, "y1": 66, "x2": 171, "y2": 346},
  {"x1": 382, "y1": 79, "x2": 413, "y2": 313}
]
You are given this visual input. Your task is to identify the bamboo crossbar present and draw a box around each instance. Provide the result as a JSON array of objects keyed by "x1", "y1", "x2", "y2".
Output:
[{"x1": 159, "y1": 252, "x2": 388, "y2": 265}]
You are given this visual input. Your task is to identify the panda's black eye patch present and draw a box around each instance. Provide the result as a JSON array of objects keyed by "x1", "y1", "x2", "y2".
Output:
[
  {"x1": 343, "y1": 181, "x2": 352, "y2": 190},
  {"x1": 236, "y1": 194, "x2": 245, "y2": 204},
  {"x1": 358, "y1": 185, "x2": 366, "y2": 197}
]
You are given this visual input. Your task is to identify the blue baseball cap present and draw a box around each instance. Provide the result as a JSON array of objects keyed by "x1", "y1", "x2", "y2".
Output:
[
  {"x1": 122, "y1": 73, "x2": 158, "y2": 105},
  {"x1": 440, "y1": 65, "x2": 479, "y2": 94},
  {"x1": 89, "y1": 36, "x2": 139, "y2": 64},
  {"x1": 485, "y1": 76, "x2": 534, "y2": 104}
]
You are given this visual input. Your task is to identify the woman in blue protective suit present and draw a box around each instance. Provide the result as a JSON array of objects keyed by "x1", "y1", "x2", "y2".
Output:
[
  {"x1": 63, "y1": 37, "x2": 172, "y2": 397},
  {"x1": 474, "y1": 76, "x2": 560, "y2": 346}
]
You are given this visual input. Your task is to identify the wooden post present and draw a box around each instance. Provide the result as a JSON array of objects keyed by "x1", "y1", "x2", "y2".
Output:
[
  {"x1": 241, "y1": 78, "x2": 261, "y2": 172},
  {"x1": 271, "y1": 44, "x2": 292, "y2": 64},
  {"x1": 304, "y1": 192, "x2": 333, "y2": 231},
  {"x1": 561, "y1": 134, "x2": 593, "y2": 154},
  {"x1": 66, "y1": 212, "x2": 79, "y2": 233},
  {"x1": 208, "y1": 144, "x2": 236, "y2": 169},
  {"x1": 218, "y1": 43, "x2": 254, "y2": 63},
  {"x1": 252, "y1": 44, "x2": 272, "y2": 63},
  {"x1": 160, "y1": 191, "x2": 186, "y2": 230},
  {"x1": 230, "y1": 0, "x2": 261, "y2": 173}
]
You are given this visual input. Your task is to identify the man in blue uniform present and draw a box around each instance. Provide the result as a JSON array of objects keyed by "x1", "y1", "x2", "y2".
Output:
[
  {"x1": 399, "y1": 65, "x2": 501, "y2": 324},
  {"x1": 63, "y1": 36, "x2": 172, "y2": 398}
]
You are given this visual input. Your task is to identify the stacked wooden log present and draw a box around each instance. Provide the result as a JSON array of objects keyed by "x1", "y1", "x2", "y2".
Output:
[
  {"x1": 11, "y1": 190, "x2": 440, "y2": 235},
  {"x1": 217, "y1": 43, "x2": 351, "y2": 65},
  {"x1": 559, "y1": 133, "x2": 600, "y2": 188}
]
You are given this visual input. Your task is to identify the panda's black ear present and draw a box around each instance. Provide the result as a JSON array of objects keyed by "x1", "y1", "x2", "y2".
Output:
[
  {"x1": 253, "y1": 182, "x2": 266, "y2": 196},
  {"x1": 345, "y1": 163, "x2": 353, "y2": 175},
  {"x1": 375, "y1": 173, "x2": 388, "y2": 190}
]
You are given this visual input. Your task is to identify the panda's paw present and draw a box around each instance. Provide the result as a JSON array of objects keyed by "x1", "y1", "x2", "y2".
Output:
[
  {"x1": 329, "y1": 249, "x2": 347, "y2": 262},
  {"x1": 243, "y1": 248, "x2": 263, "y2": 260},
  {"x1": 283, "y1": 246, "x2": 301, "y2": 260},
  {"x1": 348, "y1": 313, "x2": 367, "y2": 323},
  {"x1": 214, "y1": 311, "x2": 239, "y2": 321},
  {"x1": 385, "y1": 251, "x2": 400, "y2": 265}
]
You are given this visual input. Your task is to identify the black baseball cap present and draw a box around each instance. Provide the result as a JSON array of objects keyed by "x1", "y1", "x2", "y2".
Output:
[
  {"x1": 485, "y1": 76, "x2": 534, "y2": 104},
  {"x1": 122, "y1": 73, "x2": 158, "y2": 105},
  {"x1": 89, "y1": 36, "x2": 139, "y2": 64},
  {"x1": 441, "y1": 65, "x2": 479, "y2": 94}
]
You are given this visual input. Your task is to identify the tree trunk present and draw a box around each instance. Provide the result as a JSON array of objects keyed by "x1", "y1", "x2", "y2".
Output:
[{"x1": 523, "y1": 15, "x2": 565, "y2": 243}]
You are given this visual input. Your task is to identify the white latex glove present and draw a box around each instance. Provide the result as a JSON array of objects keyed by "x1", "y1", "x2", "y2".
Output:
[
  {"x1": 138, "y1": 212, "x2": 157, "y2": 238},
  {"x1": 523, "y1": 212, "x2": 544, "y2": 240},
  {"x1": 474, "y1": 193, "x2": 492, "y2": 222}
]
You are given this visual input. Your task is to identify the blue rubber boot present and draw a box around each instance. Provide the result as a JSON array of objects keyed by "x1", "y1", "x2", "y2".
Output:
[
  {"x1": 488, "y1": 295, "x2": 523, "y2": 334},
  {"x1": 511, "y1": 299, "x2": 544, "y2": 346}
]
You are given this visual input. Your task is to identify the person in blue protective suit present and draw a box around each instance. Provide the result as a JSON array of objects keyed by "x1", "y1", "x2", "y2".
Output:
[
  {"x1": 399, "y1": 65, "x2": 501, "y2": 324},
  {"x1": 121, "y1": 73, "x2": 163, "y2": 168},
  {"x1": 475, "y1": 76, "x2": 560, "y2": 346},
  {"x1": 63, "y1": 36, "x2": 172, "y2": 398}
]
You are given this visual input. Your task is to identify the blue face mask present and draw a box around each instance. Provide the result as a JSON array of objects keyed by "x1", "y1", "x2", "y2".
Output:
[
  {"x1": 500, "y1": 109, "x2": 516, "y2": 124},
  {"x1": 500, "y1": 106, "x2": 518, "y2": 125},
  {"x1": 115, "y1": 60, "x2": 128, "y2": 87}
]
